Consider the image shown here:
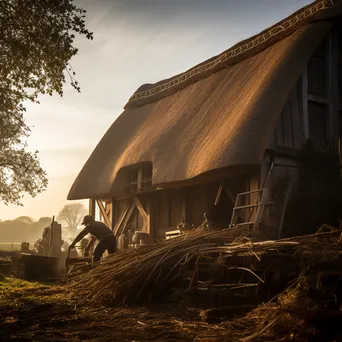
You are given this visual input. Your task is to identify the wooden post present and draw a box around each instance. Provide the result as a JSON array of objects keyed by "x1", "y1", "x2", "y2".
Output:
[
  {"x1": 137, "y1": 167, "x2": 143, "y2": 192},
  {"x1": 105, "y1": 201, "x2": 112, "y2": 227},
  {"x1": 249, "y1": 175, "x2": 259, "y2": 222},
  {"x1": 253, "y1": 186, "x2": 270, "y2": 232},
  {"x1": 50, "y1": 222, "x2": 62, "y2": 258},
  {"x1": 181, "y1": 191, "x2": 187, "y2": 223},
  {"x1": 146, "y1": 197, "x2": 151, "y2": 235},
  {"x1": 89, "y1": 199, "x2": 96, "y2": 219},
  {"x1": 111, "y1": 198, "x2": 116, "y2": 231}
]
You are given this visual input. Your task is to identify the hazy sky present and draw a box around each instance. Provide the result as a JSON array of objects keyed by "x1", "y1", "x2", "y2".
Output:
[{"x1": 0, "y1": 0, "x2": 312, "y2": 220}]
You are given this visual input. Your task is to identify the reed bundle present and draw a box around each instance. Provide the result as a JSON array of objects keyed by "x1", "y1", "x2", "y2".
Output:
[{"x1": 67, "y1": 225, "x2": 342, "y2": 312}]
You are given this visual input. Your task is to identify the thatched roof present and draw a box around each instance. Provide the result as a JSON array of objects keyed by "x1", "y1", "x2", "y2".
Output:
[{"x1": 68, "y1": 1, "x2": 342, "y2": 200}]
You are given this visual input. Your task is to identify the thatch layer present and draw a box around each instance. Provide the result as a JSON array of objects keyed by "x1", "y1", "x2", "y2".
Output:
[{"x1": 68, "y1": 23, "x2": 330, "y2": 200}]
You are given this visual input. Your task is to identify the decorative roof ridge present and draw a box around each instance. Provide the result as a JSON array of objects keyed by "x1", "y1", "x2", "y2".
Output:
[{"x1": 124, "y1": 0, "x2": 342, "y2": 109}]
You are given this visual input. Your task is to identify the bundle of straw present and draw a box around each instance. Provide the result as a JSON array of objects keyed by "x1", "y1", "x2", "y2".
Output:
[{"x1": 67, "y1": 226, "x2": 342, "y2": 309}]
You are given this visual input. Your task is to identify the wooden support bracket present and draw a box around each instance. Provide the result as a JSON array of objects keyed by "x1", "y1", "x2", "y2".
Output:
[
  {"x1": 96, "y1": 200, "x2": 111, "y2": 228},
  {"x1": 113, "y1": 202, "x2": 131, "y2": 236}
]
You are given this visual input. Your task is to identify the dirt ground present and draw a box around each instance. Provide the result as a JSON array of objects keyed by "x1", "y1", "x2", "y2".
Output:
[{"x1": 0, "y1": 276, "x2": 231, "y2": 342}]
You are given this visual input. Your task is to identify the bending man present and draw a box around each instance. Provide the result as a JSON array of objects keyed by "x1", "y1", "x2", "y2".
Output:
[{"x1": 69, "y1": 215, "x2": 116, "y2": 262}]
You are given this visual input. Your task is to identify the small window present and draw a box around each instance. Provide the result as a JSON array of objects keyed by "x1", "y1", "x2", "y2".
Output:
[
  {"x1": 125, "y1": 164, "x2": 153, "y2": 194},
  {"x1": 308, "y1": 102, "x2": 328, "y2": 151},
  {"x1": 140, "y1": 164, "x2": 152, "y2": 192}
]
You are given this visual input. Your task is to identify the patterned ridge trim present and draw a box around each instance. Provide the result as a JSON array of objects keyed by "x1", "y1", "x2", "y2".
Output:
[{"x1": 126, "y1": 0, "x2": 342, "y2": 107}]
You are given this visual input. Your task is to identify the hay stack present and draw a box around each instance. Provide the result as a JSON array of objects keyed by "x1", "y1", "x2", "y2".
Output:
[{"x1": 67, "y1": 226, "x2": 342, "y2": 313}]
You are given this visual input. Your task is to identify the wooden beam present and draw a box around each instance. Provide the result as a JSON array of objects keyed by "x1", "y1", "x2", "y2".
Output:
[
  {"x1": 249, "y1": 175, "x2": 260, "y2": 222},
  {"x1": 134, "y1": 196, "x2": 148, "y2": 220},
  {"x1": 308, "y1": 94, "x2": 330, "y2": 105},
  {"x1": 133, "y1": 196, "x2": 149, "y2": 232},
  {"x1": 96, "y1": 200, "x2": 111, "y2": 228},
  {"x1": 327, "y1": 31, "x2": 335, "y2": 151},
  {"x1": 146, "y1": 198, "x2": 151, "y2": 235},
  {"x1": 137, "y1": 167, "x2": 143, "y2": 192},
  {"x1": 252, "y1": 186, "x2": 270, "y2": 232},
  {"x1": 302, "y1": 69, "x2": 309, "y2": 140},
  {"x1": 214, "y1": 182, "x2": 223, "y2": 206},
  {"x1": 105, "y1": 201, "x2": 112, "y2": 227},
  {"x1": 89, "y1": 199, "x2": 96, "y2": 219},
  {"x1": 181, "y1": 192, "x2": 187, "y2": 223},
  {"x1": 111, "y1": 198, "x2": 116, "y2": 231},
  {"x1": 331, "y1": 29, "x2": 340, "y2": 152},
  {"x1": 118, "y1": 203, "x2": 135, "y2": 236},
  {"x1": 113, "y1": 202, "x2": 130, "y2": 235}
]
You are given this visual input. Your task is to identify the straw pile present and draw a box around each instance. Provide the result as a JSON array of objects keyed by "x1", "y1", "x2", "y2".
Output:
[
  {"x1": 67, "y1": 226, "x2": 250, "y2": 303},
  {"x1": 67, "y1": 225, "x2": 342, "y2": 317}
]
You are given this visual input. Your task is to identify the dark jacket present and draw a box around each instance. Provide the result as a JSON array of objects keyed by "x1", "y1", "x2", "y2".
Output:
[{"x1": 72, "y1": 221, "x2": 113, "y2": 245}]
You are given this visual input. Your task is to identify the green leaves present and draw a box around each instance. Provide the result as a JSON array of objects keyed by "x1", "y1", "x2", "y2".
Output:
[{"x1": 0, "y1": 0, "x2": 93, "y2": 205}]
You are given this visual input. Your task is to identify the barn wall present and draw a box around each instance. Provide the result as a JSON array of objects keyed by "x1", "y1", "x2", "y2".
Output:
[
  {"x1": 270, "y1": 28, "x2": 341, "y2": 154},
  {"x1": 269, "y1": 81, "x2": 303, "y2": 149},
  {"x1": 111, "y1": 177, "x2": 249, "y2": 240},
  {"x1": 151, "y1": 189, "x2": 183, "y2": 239}
]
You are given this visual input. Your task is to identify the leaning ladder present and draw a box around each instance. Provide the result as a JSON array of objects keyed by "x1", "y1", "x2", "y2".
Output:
[
  {"x1": 229, "y1": 162, "x2": 275, "y2": 230},
  {"x1": 228, "y1": 188, "x2": 274, "y2": 229}
]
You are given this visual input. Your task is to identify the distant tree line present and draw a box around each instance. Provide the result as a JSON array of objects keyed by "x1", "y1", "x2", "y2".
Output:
[
  {"x1": 0, "y1": 202, "x2": 87, "y2": 244},
  {"x1": 0, "y1": 216, "x2": 52, "y2": 243}
]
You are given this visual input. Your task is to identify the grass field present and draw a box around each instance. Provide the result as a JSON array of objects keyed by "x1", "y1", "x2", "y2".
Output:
[{"x1": 0, "y1": 276, "x2": 212, "y2": 341}]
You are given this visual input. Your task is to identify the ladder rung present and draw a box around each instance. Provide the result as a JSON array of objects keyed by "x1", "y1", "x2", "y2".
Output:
[
  {"x1": 233, "y1": 202, "x2": 275, "y2": 210},
  {"x1": 234, "y1": 203, "x2": 261, "y2": 210},
  {"x1": 237, "y1": 189, "x2": 265, "y2": 196},
  {"x1": 235, "y1": 222, "x2": 254, "y2": 227}
]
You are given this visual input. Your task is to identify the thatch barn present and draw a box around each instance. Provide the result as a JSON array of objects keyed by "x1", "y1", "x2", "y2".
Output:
[{"x1": 68, "y1": 1, "x2": 342, "y2": 241}]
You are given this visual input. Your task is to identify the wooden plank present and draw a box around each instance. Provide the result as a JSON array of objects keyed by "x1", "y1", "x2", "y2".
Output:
[
  {"x1": 277, "y1": 176, "x2": 295, "y2": 239},
  {"x1": 248, "y1": 175, "x2": 259, "y2": 222},
  {"x1": 331, "y1": 29, "x2": 339, "y2": 152},
  {"x1": 252, "y1": 186, "x2": 270, "y2": 232},
  {"x1": 181, "y1": 192, "x2": 187, "y2": 223},
  {"x1": 291, "y1": 82, "x2": 302, "y2": 148},
  {"x1": 327, "y1": 31, "x2": 334, "y2": 151},
  {"x1": 302, "y1": 69, "x2": 309, "y2": 140},
  {"x1": 96, "y1": 200, "x2": 111, "y2": 228},
  {"x1": 308, "y1": 94, "x2": 330, "y2": 105},
  {"x1": 281, "y1": 100, "x2": 292, "y2": 147}
]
